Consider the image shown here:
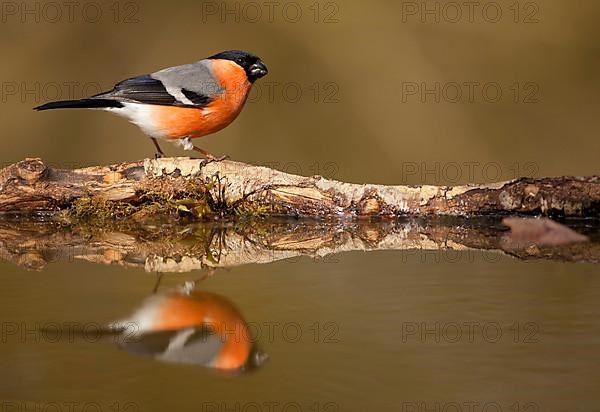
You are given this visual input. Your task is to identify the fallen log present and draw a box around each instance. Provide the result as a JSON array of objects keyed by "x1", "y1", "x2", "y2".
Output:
[{"x1": 0, "y1": 157, "x2": 598, "y2": 219}]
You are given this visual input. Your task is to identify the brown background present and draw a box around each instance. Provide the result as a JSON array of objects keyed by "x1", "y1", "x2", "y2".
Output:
[
  {"x1": 1, "y1": 0, "x2": 599, "y2": 185},
  {"x1": 1, "y1": 3, "x2": 600, "y2": 409}
]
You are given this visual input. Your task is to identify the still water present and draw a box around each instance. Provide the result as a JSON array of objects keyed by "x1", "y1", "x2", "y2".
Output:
[{"x1": 0, "y1": 219, "x2": 598, "y2": 411}]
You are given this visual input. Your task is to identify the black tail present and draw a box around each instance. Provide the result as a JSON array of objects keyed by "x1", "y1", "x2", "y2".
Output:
[{"x1": 33, "y1": 98, "x2": 123, "y2": 111}]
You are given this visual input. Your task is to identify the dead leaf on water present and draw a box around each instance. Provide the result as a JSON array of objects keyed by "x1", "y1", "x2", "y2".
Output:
[{"x1": 502, "y1": 218, "x2": 589, "y2": 247}]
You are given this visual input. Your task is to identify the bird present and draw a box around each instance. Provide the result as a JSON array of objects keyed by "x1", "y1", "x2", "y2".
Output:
[
  {"x1": 33, "y1": 50, "x2": 268, "y2": 160},
  {"x1": 110, "y1": 284, "x2": 268, "y2": 372}
]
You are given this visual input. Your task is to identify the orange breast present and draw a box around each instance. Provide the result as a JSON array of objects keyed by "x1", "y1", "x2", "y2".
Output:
[
  {"x1": 154, "y1": 291, "x2": 253, "y2": 370},
  {"x1": 152, "y1": 60, "x2": 252, "y2": 140}
]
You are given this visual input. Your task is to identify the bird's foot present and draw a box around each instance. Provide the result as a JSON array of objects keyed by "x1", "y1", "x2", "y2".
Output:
[
  {"x1": 197, "y1": 153, "x2": 230, "y2": 167},
  {"x1": 191, "y1": 145, "x2": 229, "y2": 163},
  {"x1": 150, "y1": 138, "x2": 166, "y2": 159},
  {"x1": 206, "y1": 154, "x2": 229, "y2": 162}
]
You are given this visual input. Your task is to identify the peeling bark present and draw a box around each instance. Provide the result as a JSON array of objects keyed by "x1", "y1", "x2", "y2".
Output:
[{"x1": 0, "y1": 157, "x2": 598, "y2": 218}]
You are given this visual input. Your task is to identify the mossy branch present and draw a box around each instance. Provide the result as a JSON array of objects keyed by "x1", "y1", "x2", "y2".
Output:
[{"x1": 0, "y1": 157, "x2": 598, "y2": 219}]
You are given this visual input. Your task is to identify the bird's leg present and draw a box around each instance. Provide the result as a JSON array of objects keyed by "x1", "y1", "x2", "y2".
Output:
[
  {"x1": 151, "y1": 137, "x2": 165, "y2": 159},
  {"x1": 152, "y1": 273, "x2": 164, "y2": 294},
  {"x1": 192, "y1": 145, "x2": 229, "y2": 162}
]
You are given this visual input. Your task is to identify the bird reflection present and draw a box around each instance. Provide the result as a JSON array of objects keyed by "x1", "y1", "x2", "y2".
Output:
[{"x1": 110, "y1": 282, "x2": 268, "y2": 373}]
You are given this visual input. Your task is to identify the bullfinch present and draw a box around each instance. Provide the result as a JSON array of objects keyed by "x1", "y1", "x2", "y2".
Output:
[
  {"x1": 110, "y1": 286, "x2": 268, "y2": 372},
  {"x1": 34, "y1": 50, "x2": 269, "y2": 159}
]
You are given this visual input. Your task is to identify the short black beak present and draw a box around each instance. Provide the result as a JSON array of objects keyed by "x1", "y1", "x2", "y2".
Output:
[{"x1": 249, "y1": 61, "x2": 268, "y2": 80}]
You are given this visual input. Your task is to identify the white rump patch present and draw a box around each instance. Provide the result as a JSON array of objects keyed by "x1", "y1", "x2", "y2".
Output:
[{"x1": 105, "y1": 103, "x2": 169, "y2": 139}]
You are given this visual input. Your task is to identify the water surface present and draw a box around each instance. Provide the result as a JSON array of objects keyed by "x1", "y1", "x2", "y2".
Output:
[{"x1": 0, "y1": 219, "x2": 598, "y2": 411}]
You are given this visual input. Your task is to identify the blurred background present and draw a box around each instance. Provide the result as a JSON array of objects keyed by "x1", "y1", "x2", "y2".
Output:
[
  {"x1": 1, "y1": 0, "x2": 599, "y2": 185},
  {"x1": 2, "y1": 3, "x2": 600, "y2": 409}
]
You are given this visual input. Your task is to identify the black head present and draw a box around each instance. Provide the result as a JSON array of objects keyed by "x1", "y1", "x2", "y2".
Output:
[{"x1": 208, "y1": 50, "x2": 268, "y2": 83}]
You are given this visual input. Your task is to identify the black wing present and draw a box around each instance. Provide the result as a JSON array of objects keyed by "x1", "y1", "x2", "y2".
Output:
[{"x1": 94, "y1": 75, "x2": 211, "y2": 108}]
